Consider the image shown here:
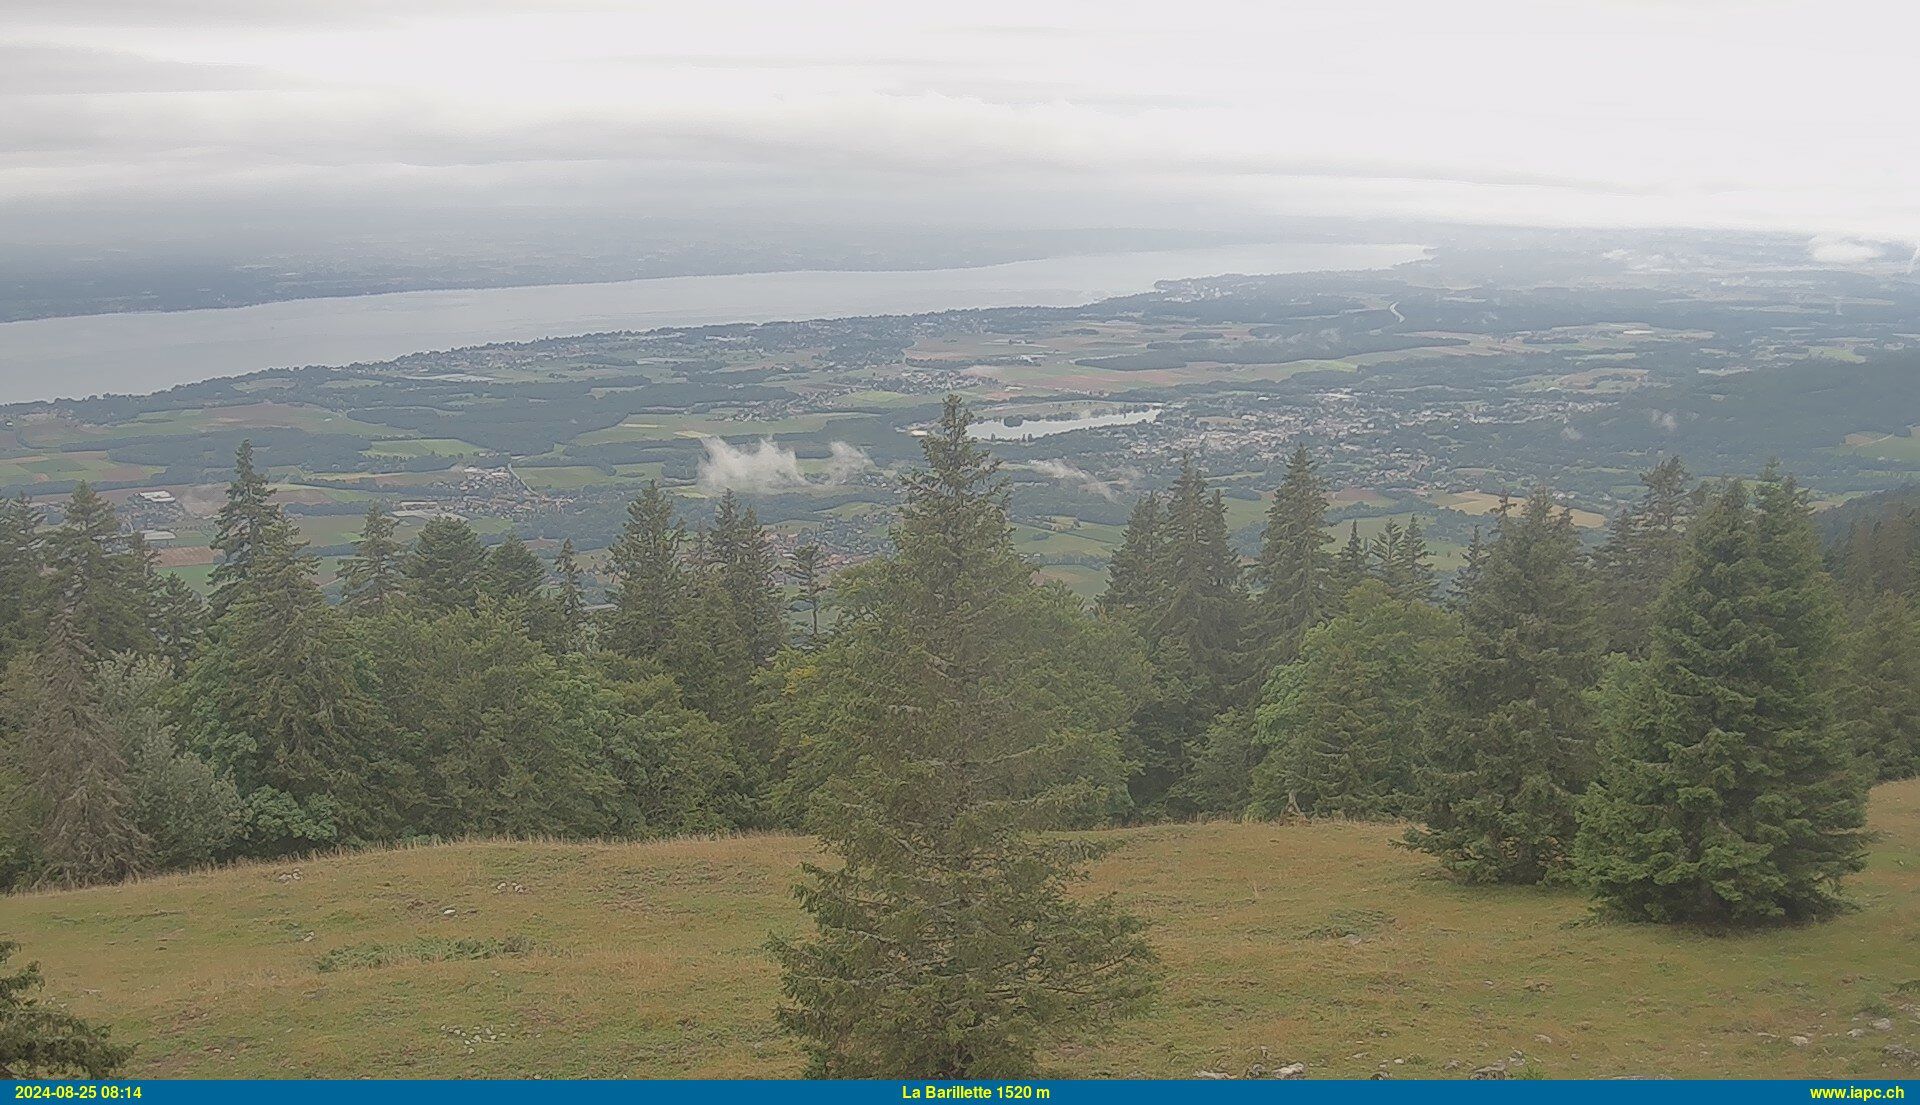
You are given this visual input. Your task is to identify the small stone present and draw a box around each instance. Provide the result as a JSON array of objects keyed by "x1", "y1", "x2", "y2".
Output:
[
  {"x1": 1470, "y1": 1064, "x2": 1507, "y2": 1080},
  {"x1": 1790, "y1": 1036, "x2": 1811, "y2": 1047},
  {"x1": 1195, "y1": 1070, "x2": 1231, "y2": 1080},
  {"x1": 1849, "y1": 1029, "x2": 1868, "y2": 1039},
  {"x1": 1533, "y1": 1034, "x2": 1553, "y2": 1045},
  {"x1": 1871, "y1": 1018, "x2": 1895, "y2": 1032},
  {"x1": 1276, "y1": 1062, "x2": 1306, "y2": 1080},
  {"x1": 1444, "y1": 1060, "x2": 1462, "y2": 1071}
]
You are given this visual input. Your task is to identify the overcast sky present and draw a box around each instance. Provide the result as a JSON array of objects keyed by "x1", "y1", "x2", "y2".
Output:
[{"x1": 4, "y1": 0, "x2": 1917, "y2": 249}]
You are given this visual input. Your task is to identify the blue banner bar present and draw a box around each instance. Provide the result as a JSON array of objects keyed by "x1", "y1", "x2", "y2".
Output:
[{"x1": 4, "y1": 1081, "x2": 1914, "y2": 1104}]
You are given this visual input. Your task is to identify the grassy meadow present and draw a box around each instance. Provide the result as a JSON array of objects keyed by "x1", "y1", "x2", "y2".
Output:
[{"x1": 3, "y1": 780, "x2": 1917, "y2": 1080}]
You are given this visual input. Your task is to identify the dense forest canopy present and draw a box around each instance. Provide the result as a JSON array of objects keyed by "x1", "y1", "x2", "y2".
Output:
[{"x1": 2, "y1": 393, "x2": 1914, "y2": 1076}]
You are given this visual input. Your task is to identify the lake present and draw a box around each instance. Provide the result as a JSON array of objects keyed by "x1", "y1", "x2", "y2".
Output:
[
  {"x1": 0, "y1": 242, "x2": 1425, "y2": 404},
  {"x1": 967, "y1": 407, "x2": 1162, "y2": 441}
]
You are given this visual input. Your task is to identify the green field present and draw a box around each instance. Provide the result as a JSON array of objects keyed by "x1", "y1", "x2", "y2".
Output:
[
  {"x1": 515, "y1": 466, "x2": 622, "y2": 491},
  {"x1": 1843, "y1": 433, "x2": 1920, "y2": 463},
  {"x1": 572, "y1": 413, "x2": 864, "y2": 446},
  {"x1": 1012, "y1": 521, "x2": 1124, "y2": 560},
  {"x1": 5, "y1": 780, "x2": 1915, "y2": 1079},
  {"x1": 0, "y1": 451, "x2": 160, "y2": 487},
  {"x1": 362, "y1": 439, "x2": 492, "y2": 459},
  {"x1": 1035, "y1": 562, "x2": 1108, "y2": 599},
  {"x1": 89, "y1": 403, "x2": 409, "y2": 442}
]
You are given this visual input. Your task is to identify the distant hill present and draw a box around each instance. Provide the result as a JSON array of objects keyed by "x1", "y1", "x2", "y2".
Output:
[{"x1": 5, "y1": 780, "x2": 1917, "y2": 1080}]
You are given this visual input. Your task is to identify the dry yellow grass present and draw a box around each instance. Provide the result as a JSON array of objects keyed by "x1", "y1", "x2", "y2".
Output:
[{"x1": 4, "y1": 781, "x2": 1917, "y2": 1080}]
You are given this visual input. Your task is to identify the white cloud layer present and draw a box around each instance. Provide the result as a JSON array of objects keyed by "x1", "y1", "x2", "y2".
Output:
[
  {"x1": 1028, "y1": 459, "x2": 1121, "y2": 501},
  {"x1": 4, "y1": 0, "x2": 1918, "y2": 243},
  {"x1": 696, "y1": 437, "x2": 874, "y2": 494}
]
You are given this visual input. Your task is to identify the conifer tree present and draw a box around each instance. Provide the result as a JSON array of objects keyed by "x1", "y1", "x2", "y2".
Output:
[
  {"x1": 0, "y1": 496, "x2": 41, "y2": 665},
  {"x1": 1836, "y1": 591, "x2": 1920, "y2": 780},
  {"x1": 338, "y1": 504, "x2": 404, "y2": 612},
  {"x1": 706, "y1": 491, "x2": 786, "y2": 665},
  {"x1": 1371, "y1": 517, "x2": 1435, "y2": 602},
  {"x1": 1449, "y1": 526, "x2": 1486, "y2": 610},
  {"x1": 1368, "y1": 518, "x2": 1405, "y2": 586},
  {"x1": 1329, "y1": 521, "x2": 1368, "y2": 606},
  {"x1": 1250, "y1": 581, "x2": 1462, "y2": 820},
  {"x1": 1099, "y1": 492, "x2": 1167, "y2": 616},
  {"x1": 1123, "y1": 458, "x2": 1249, "y2": 812},
  {"x1": 549, "y1": 538, "x2": 588, "y2": 652},
  {"x1": 1576, "y1": 475, "x2": 1868, "y2": 923},
  {"x1": 770, "y1": 395, "x2": 1154, "y2": 1077},
  {"x1": 484, "y1": 531, "x2": 546, "y2": 604},
  {"x1": 44, "y1": 484, "x2": 155, "y2": 657},
  {"x1": 403, "y1": 516, "x2": 488, "y2": 613},
  {"x1": 179, "y1": 517, "x2": 389, "y2": 851},
  {"x1": 2, "y1": 597, "x2": 144, "y2": 887},
  {"x1": 208, "y1": 440, "x2": 283, "y2": 616},
  {"x1": 1254, "y1": 446, "x2": 1332, "y2": 662},
  {"x1": 1834, "y1": 498, "x2": 1916, "y2": 602},
  {"x1": 146, "y1": 573, "x2": 205, "y2": 675},
  {"x1": 0, "y1": 941, "x2": 131, "y2": 1078},
  {"x1": 790, "y1": 542, "x2": 825, "y2": 642},
  {"x1": 607, "y1": 482, "x2": 686, "y2": 659},
  {"x1": 1592, "y1": 457, "x2": 1697, "y2": 655},
  {"x1": 1407, "y1": 488, "x2": 1601, "y2": 884},
  {"x1": 96, "y1": 653, "x2": 241, "y2": 870}
]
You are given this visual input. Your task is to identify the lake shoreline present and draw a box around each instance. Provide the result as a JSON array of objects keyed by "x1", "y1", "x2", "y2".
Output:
[{"x1": 0, "y1": 242, "x2": 1426, "y2": 404}]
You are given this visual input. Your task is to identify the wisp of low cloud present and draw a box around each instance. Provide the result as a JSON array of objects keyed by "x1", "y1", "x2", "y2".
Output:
[
  {"x1": 1028, "y1": 458, "x2": 1120, "y2": 501},
  {"x1": 697, "y1": 437, "x2": 874, "y2": 494}
]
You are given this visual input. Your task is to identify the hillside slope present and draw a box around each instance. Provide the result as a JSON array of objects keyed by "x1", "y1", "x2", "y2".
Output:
[{"x1": 4, "y1": 780, "x2": 1918, "y2": 1080}]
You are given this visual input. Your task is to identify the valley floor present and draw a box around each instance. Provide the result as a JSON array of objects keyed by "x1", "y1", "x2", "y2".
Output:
[{"x1": 5, "y1": 780, "x2": 1918, "y2": 1079}]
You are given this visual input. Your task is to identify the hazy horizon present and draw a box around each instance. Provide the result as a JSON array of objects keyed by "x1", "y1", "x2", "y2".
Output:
[{"x1": 5, "y1": 0, "x2": 1918, "y2": 267}]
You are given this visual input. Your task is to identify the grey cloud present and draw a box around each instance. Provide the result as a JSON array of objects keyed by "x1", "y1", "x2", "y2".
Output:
[{"x1": 0, "y1": 44, "x2": 281, "y2": 94}]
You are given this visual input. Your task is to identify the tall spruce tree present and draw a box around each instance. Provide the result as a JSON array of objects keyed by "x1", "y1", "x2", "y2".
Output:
[
  {"x1": 208, "y1": 440, "x2": 283, "y2": 616},
  {"x1": 1124, "y1": 458, "x2": 1249, "y2": 813},
  {"x1": 179, "y1": 516, "x2": 389, "y2": 852},
  {"x1": 146, "y1": 573, "x2": 205, "y2": 675},
  {"x1": 1407, "y1": 488, "x2": 1601, "y2": 884},
  {"x1": 770, "y1": 395, "x2": 1154, "y2": 1077},
  {"x1": 1449, "y1": 526, "x2": 1487, "y2": 611},
  {"x1": 790, "y1": 542, "x2": 825, "y2": 642},
  {"x1": 44, "y1": 484, "x2": 155, "y2": 657},
  {"x1": 707, "y1": 491, "x2": 786, "y2": 665},
  {"x1": 1591, "y1": 457, "x2": 1697, "y2": 655},
  {"x1": 1371, "y1": 517, "x2": 1435, "y2": 602},
  {"x1": 1575, "y1": 475, "x2": 1868, "y2": 923},
  {"x1": 1329, "y1": 521, "x2": 1368, "y2": 606},
  {"x1": 1254, "y1": 446, "x2": 1332, "y2": 663},
  {"x1": 403, "y1": 516, "x2": 488, "y2": 613},
  {"x1": 607, "y1": 482, "x2": 687, "y2": 659},
  {"x1": 2, "y1": 597, "x2": 145, "y2": 887},
  {"x1": 1099, "y1": 492, "x2": 1167, "y2": 616},
  {"x1": 0, "y1": 496, "x2": 42, "y2": 665},
  {"x1": 485, "y1": 532, "x2": 546, "y2": 603},
  {"x1": 338, "y1": 504, "x2": 404, "y2": 612},
  {"x1": 549, "y1": 539, "x2": 588, "y2": 652},
  {"x1": 1836, "y1": 591, "x2": 1920, "y2": 780}
]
